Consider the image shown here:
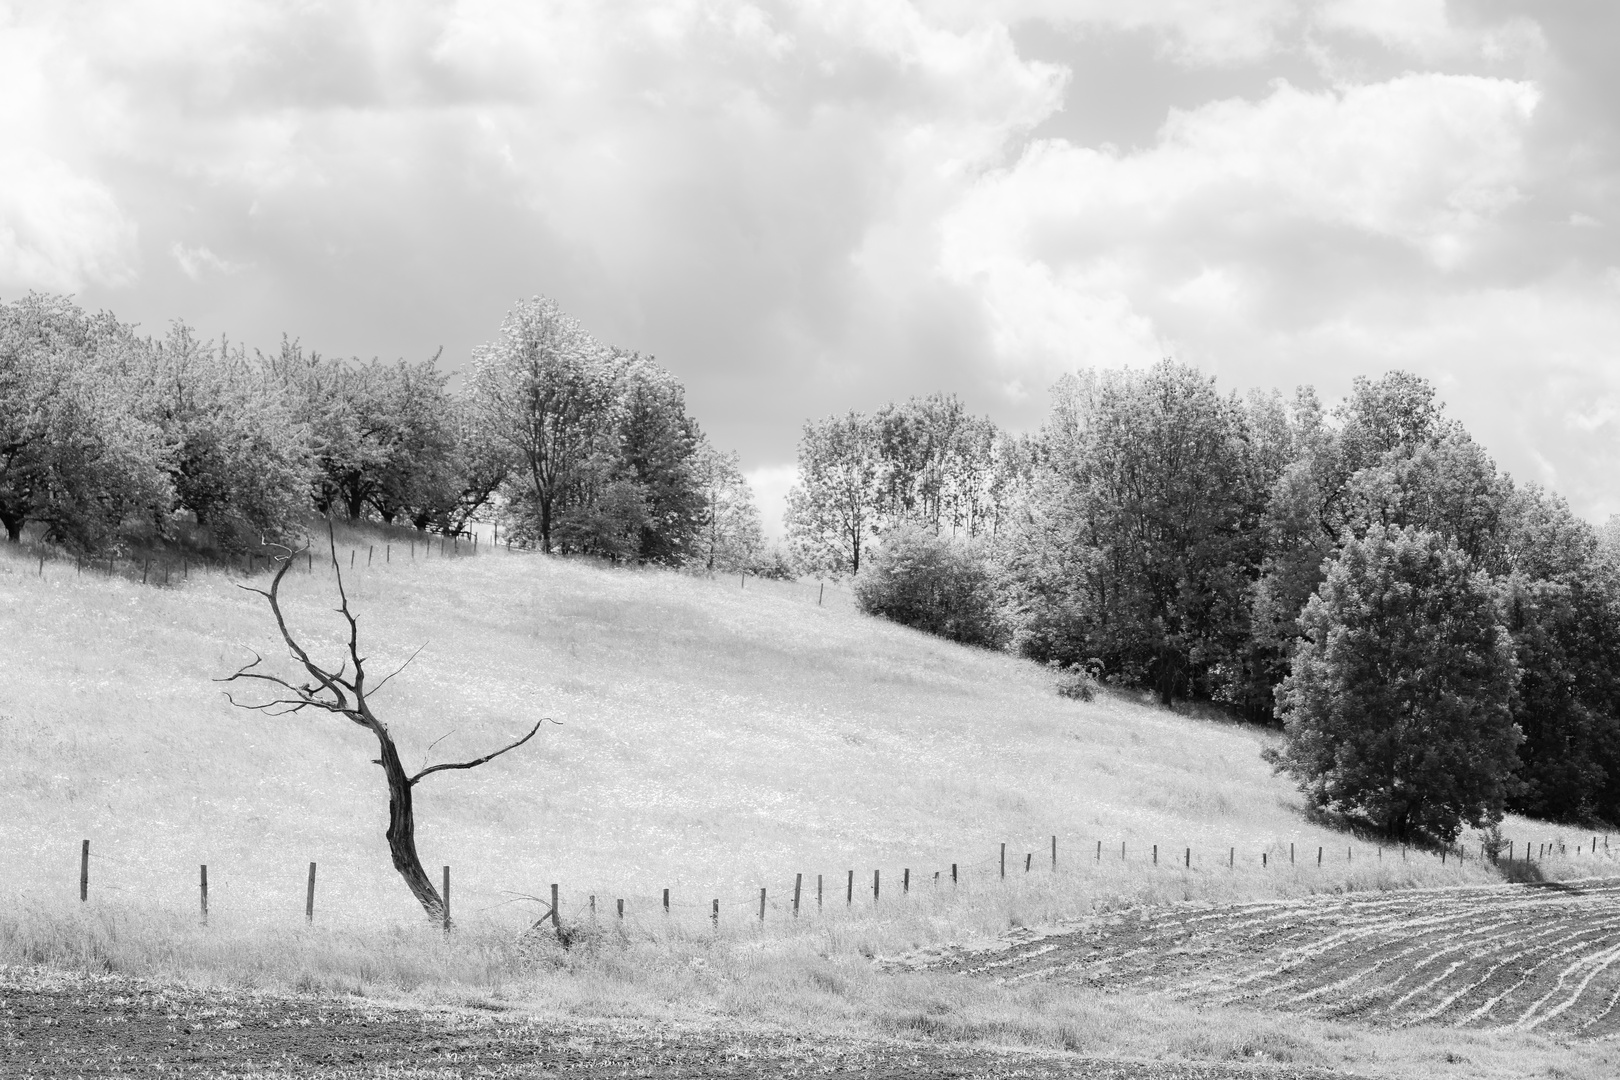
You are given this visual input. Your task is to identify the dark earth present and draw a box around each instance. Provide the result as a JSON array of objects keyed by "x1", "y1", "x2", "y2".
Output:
[{"x1": 0, "y1": 968, "x2": 1355, "y2": 1079}]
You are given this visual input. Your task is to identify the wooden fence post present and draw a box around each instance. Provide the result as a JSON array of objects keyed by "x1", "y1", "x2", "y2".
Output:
[
  {"x1": 200, "y1": 864, "x2": 208, "y2": 924},
  {"x1": 663, "y1": 888, "x2": 670, "y2": 914},
  {"x1": 617, "y1": 898, "x2": 624, "y2": 919},
  {"x1": 903, "y1": 868, "x2": 909, "y2": 895},
  {"x1": 1152, "y1": 844, "x2": 1157, "y2": 866},
  {"x1": 794, "y1": 873, "x2": 802, "y2": 917},
  {"x1": 818, "y1": 582, "x2": 824, "y2": 606},
  {"x1": 817, "y1": 873, "x2": 823, "y2": 909},
  {"x1": 847, "y1": 870, "x2": 854, "y2": 904},
  {"x1": 1024, "y1": 853, "x2": 1031, "y2": 873},
  {"x1": 874, "y1": 869, "x2": 880, "y2": 901},
  {"x1": 551, "y1": 883, "x2": 560, "y2": 930},
  {"x1": 80, "y1": 840, "x2": 89, "y2": 902},
  {"x1": 1318, "y1": 846, "x2": 1323, "y2": 866},
  {"x1": 951, "y1": 862, "x2": 957, "y2": 884},
  {"x1": 306, "y1": 862, "x2": 317, "y2": 923},
  {"x1": 442, "y1": 866, "x2": 451, "y2": 933},
  {"x1": 1096, "y1": 840, "x2": 1101, "y2": 862},
  {"x1": 1185, "y1": 847, "x2": 1190, "y2": 868},
  {"x1": 1229, "y1": 847, "x2": 1234, "y2": 868},
  {"x1": 1000, "y1": 843, "x2": 1005, "y2": 880},
  {"x1": 368, "y1": 545, "x2": 374, "y2": 566},
  {"x1": 1290, "y1": 843, "x2": 1295, "y2": 864},
  {"x1": 759, "y1": 887, "x2": 766, "y2": 922},
  {"x1": 1052, "y1": 835, "x2": 1057, "y2": 869}
]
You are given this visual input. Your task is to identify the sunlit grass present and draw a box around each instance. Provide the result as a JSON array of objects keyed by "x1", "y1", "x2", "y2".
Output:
[{"x1": 5, "y1": 525, "x2": 1617, "y2": 1077}]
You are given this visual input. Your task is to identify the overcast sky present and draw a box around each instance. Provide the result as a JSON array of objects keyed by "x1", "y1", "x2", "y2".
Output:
[{"x1": 2, "y1": 1, "x2": 1616, "y2": 534}]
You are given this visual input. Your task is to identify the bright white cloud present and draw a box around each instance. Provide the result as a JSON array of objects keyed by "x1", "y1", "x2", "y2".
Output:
[
  {"x1": 942, "y1": 72, "x2": 1539, "y2": 384},
  {"x1": 1312, "y1": 0, "x2": 1543, "y2": 62},
  {"x1": 745, "y1": 463, "x2": 798, "y2": 539},
  {"x1": 988, "y1": 0, "x2": 1299, "y2": 65}
]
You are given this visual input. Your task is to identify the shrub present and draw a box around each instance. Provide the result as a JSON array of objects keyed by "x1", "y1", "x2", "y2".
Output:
[{"x1": 854, "y1": 526, "x2": 1006, "y2": 648}]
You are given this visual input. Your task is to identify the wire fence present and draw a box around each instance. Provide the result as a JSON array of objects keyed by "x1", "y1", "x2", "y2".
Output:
[
  {"x1": 6, "y1": 528, "x2": 857, "y2": 612},
  {"x1": 53, "y1": 828, "x2": 1618, "y2": 939}
]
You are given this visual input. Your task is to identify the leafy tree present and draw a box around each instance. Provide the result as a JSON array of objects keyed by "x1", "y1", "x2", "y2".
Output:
[
  {"x1": 1493, "y1": 488, "x2": 1620, "y2": 823},
  {"x1": 135, "y1": 322, "x2": 310, "y2": 548},
  {"x1": 612, "y1": 354, "x2": 704, "y2": 564},
  {"x1": 0, "y1": 294, "x2": 170, "y2": 549},
  {"x1": 1248, "y1": 372, "x2": 1466, "y2": 721},
  {"x1": 1269, "y1": 525, "x2": 1520, "y2": 841},
  {"x1": 1002, "y1": 360, "x2": 1275, "y2": 706},
  {"x1": 362, "y1": 356, "x2": 458, "y2": 527},
  {"x1": 854, "y1": 525, "x2": 1007, "y2": 648},
  {"x1": 692, "y1": 441, "x2": 763, "y2": 572},
  {"x1": 786, "y1": 411, "x2": 882, "y2": 576},
  {"x1": 468, "y1": 297, "x2": 615, "y2": 553},
  {"x1": 406, "y1": 396, "x2": 515, "y2": 535}
]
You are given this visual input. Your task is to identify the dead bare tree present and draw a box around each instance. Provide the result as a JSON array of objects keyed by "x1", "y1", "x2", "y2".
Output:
[{"x1": 219, "y1": 530, "x2": 544, "y2": 925}]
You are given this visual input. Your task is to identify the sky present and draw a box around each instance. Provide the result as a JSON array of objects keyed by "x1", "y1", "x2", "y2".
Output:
[{"x1": 1, "y1": 1, "x2": 1616, "y2": 535}]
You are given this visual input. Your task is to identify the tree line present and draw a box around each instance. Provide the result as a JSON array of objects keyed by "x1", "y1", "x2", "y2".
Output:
[
  {"x1": 788, "y1": 362, "x2": 1620, "y2": 839},
  {"x1": 0, "y1": 293, "x2": 764, "y2": 570}
]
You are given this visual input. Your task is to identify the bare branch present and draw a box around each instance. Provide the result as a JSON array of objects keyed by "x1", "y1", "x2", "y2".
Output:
[
  {"x1": 370, "y1": 643, "x2": 427, "y2": 698},
  {"x1": 409, "y1": 719, "x2": 551, "y2": 785}
]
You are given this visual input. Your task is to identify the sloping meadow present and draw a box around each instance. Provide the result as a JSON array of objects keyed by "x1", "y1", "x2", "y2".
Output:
[{"x1": 0, "y1": 530, "x2": 1519, "y2": 985}]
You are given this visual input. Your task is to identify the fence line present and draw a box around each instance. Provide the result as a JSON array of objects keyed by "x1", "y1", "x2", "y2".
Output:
[{"x1": 60, "y1": 828, "x2": 1614, "y2": 935}]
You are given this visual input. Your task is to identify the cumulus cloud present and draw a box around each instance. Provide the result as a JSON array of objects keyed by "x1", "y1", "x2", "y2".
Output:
[
  {"x1": 942, "y1": 73, "x2": 1539, "y2": 384},
  {"x1": 0, "y1": 0, "x2": 1616, "y2": 523}
]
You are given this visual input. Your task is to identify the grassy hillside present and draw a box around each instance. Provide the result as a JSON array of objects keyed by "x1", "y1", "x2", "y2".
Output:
[
  {"x1": 8, "y1": 528, "x2": 1620, "y2": 1078},
  {"x1": 1, "y1": 525, "x2": 1540, "y2": 937}
]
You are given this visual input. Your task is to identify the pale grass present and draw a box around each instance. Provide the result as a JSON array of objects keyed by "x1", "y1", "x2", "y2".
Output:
[{"x1": 2, "y1": 529, "x2": 1614, "y2": 1077}]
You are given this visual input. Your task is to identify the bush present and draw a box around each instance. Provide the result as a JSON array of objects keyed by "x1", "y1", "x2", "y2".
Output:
[
  {"x1": 1053, "y1": 661, "x2": 1102, "y2": 701},
  {"x1": 854, "y1": 526, "x2": 1006, "y2": 648}
]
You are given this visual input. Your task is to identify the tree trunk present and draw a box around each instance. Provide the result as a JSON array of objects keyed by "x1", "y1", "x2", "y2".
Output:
[
  {"x1": 540, "y1": 493, "x2": 553, "y2": 554},
  {"x1": 375, "y1": 731, "x2": 447, "y2": 924},
  {"x1": 1, "y1": 512, "x2": 21, "y2": 543}
]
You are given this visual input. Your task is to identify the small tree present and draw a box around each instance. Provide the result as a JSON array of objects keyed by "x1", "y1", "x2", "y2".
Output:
[
  {"x1": 1268, "y1": 524, "x2": 1520, "y2": 841},
  {"x1": 220, "y1": 532, "x2": 545, "y2": 923}
]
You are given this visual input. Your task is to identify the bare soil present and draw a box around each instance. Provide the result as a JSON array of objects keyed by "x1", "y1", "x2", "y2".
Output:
[
  {"x1": 0, "y1": 967, "x2": 1356, "y2": 1079},
  {"x1": 920, "y1": 876, "x2": 1620, "y2": 1036}
]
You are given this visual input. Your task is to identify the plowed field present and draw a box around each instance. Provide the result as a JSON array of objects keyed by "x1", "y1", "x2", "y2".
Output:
[
  {"x1": 930, "y1": 877, "x2": 1620, "y2": 1036},
  {"x1": 0, "y1": 968, "x2": 1357, "y2": 1079}
]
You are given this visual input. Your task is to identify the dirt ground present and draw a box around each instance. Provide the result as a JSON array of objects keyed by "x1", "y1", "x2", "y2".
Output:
[
  {"x1": 921, "y1": 876, "x2": 1620, "y2": 1036},
  {"x1": 0, "y1": 967, "x2": 1358, "y2": 1079}
]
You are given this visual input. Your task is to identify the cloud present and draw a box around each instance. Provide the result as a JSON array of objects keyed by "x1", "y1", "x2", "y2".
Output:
[
  {"x1": 993, "y1": 0, "x2": 1300, "y2": 66},
  {"x1": 0, "y1": 16, "x2": 135, "y2": 291},
  {"x1": 169, "y1": 242, "x2": 244, "y2": 280},
  {"x1": 1311, "y1": 0, "x2": 1543, "y2": 63},
  {"x1": 941, "y1": 72, "x2": 1539, "y2": 384},
  {"x1": 744, "y1": 463, "x2": 799, "y2": 539}
]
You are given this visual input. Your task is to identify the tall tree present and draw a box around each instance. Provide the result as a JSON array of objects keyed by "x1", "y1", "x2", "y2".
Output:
[
  {"x1": 611, "y1": 354, "x2": 704, "y2": 565},
  {"x1": 134, "y1": 322, "x2": 310, "y2": 547},
  {"x1": 786, "y1": 411, "x2": 881, "y2": 576},
  {"x1": 1003, "y1": 360, "x2": 1275, "y2": 705},
  {"x1": 1269, "y1": 525, "x2": 1520, "y2": 841},
  {"x1": 0, "y1": 294, "x2": 170, "y2": 548},
  {"x1": 468, "y1": 297, "x2": 614, "y2": 553},
  {"x1": 692, "y1": 441, "x2": 763, "y2": 572}
]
